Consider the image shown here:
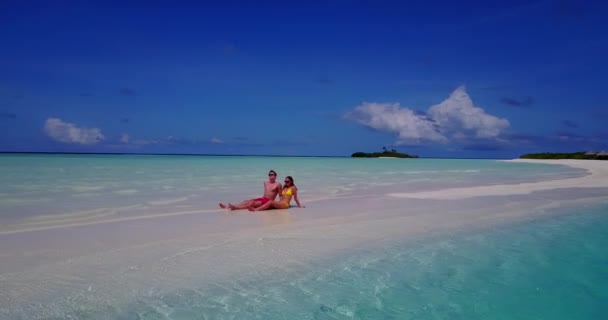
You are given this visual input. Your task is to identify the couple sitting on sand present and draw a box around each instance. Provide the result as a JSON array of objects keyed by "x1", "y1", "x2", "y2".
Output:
[{"x1": 219, "y1": 169, "x2": 304, "y2": 212}]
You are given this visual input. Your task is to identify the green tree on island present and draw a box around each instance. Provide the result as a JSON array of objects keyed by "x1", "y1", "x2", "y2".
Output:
[
  {"x1": 520, "y1": 151, "x2": 608, "y2": 160},
  {"x1": 351, "y1": 147, "x2": 419, "y2": 158}
]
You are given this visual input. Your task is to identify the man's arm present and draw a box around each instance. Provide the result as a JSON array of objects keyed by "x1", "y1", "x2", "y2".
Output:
[{"x1": 276, "y1": 183, "x2": 282, "y2": 200}]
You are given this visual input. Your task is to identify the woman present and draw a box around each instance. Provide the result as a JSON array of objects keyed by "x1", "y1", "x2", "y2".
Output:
[{"x1": 248, "y1": 176, "x2": 304, "y2": 211}]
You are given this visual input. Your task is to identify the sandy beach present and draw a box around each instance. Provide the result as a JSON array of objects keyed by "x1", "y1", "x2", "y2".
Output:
[
  {"x1": 388, "y1": 159, "x2": 608, "y2": 200},
  {"x1": 1, "y1": 158, "x2": 607, "y2": 318}
]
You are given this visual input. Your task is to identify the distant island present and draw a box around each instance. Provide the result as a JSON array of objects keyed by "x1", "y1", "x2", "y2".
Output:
[
  {"x1": 520, "y1": 151, "x2": 608, "y2": 160},
  {"x1": 352, "y1": 147, "x2": 419, "y2": 158}
]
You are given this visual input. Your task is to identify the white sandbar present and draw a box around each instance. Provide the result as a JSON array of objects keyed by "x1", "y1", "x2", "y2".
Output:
[{"x1": 388, "y1": 159, "x2": 608, "y2": 200}]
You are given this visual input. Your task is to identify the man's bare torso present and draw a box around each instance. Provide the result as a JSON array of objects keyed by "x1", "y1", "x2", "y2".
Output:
[{"x1": 263, "y1": 180, "x2": 281, "y2": 200}]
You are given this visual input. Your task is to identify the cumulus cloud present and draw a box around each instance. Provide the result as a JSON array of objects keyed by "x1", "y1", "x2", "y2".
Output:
[
  {"x1": 345, "y1": 102, "x2": 446, "y2": 144},
  {"x1": 44, "y1": 118, "x2": 105, "y2": 145},
  {"x1": 345, "y1": 86, "x2": 510, "y2": 145},
  {"x1": 428, "y1": 87, "x2": 510, "y2": 139}
]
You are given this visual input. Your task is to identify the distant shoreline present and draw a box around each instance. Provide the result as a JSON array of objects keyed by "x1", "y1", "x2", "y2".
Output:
[
  {"x1": 0, "y1": 151, "x2": 510, "y2": 160},
  {"x1": 520, "y1": 151, "x2": 607, "y2": 160},
  {"x1": 351, "y1": 150, "x2": 419, "y2": 158},
  {"x1": 0, "y1": 151, "x2": 348, "y2": 158}
]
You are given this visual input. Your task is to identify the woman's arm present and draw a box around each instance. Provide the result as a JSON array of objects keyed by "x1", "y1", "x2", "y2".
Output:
[{"x1": 293, "y1": 187, "x2": 304, "y2": 208}]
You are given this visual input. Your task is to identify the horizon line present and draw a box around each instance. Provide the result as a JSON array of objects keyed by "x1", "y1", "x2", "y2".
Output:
[{"x1": 0, "y1": 151, "x2": 516, "y2": 160}]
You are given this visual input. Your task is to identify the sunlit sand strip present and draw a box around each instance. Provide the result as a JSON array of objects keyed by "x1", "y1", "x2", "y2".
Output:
[
  {"x1": 6, "y1": 204, "x2": 146, "y2": 229},
  {"x1": 0, "y1": 208, "x2": 222, "y2": 235},
  {"x1": 388, "y1": 159, "x2": 608, "y2": 200},
  {"x1": 0, "y1": 194, "x2": 355, "y2": 235}
]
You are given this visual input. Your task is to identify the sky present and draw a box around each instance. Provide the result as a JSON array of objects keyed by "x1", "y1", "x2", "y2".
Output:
[{"x1": 1, "y1": 0, "x2": 607, "y2": 158}]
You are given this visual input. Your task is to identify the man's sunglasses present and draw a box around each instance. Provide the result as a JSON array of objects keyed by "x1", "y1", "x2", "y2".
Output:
[{"x1": 268, "y1": 173, "x2": 276, "y2": 176}]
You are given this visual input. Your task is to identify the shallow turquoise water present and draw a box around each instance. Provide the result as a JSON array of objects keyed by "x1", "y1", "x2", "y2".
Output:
[
  {"x1": 67, "y1": 202, "x2": 608, "y2": 320},
  {"x1": 0, "y1": 154, "x2": 586, "y2": 221},
  {"x1": 2, "y1": 154, "x2": 605, "y2": 319}
]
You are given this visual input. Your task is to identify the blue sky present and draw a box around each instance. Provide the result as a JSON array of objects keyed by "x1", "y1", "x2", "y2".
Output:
[{"x1": 1, "y1": 0, "x2": 607, "y2": 158}]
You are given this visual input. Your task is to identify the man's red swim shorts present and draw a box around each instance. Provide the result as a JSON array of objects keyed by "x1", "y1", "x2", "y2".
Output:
[{"x1": 253, "y1": 197, "x2": 270, "y2": 205}]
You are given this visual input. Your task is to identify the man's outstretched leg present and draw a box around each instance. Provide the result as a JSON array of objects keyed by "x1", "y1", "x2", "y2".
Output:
[
  {"x1": 229, "y1": 199, "x2": 259, "y2": 210},
  {"x1": 220, "y1": 199, "x2": 263, "y2": 210}
]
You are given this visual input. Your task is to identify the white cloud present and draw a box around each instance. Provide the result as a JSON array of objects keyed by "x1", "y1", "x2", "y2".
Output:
[
  {"x1": 345, "y1": 102, "x2": 447, "y2": 145},
  {"x1": 345, "y1": 86, "x2": 509, "y2": 145},
  {"x1": 210, "y1": 137, "x2": 224, "y2": 144},
  {"x1": 428, "y1": 86, "x2": 510, "y2": 139},
  {"x1": 44, "y1": 118, "x2": 105, "y2": 145}
]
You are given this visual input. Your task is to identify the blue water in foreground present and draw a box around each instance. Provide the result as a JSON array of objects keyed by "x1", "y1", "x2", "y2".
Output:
[{"x1": 81, "y1": 203, "x2": 607, "y2": 320}]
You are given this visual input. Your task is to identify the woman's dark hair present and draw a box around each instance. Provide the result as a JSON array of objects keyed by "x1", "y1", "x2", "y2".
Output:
[{"x1": 285, "y1": 176, "x2": 295, "y2": 187}]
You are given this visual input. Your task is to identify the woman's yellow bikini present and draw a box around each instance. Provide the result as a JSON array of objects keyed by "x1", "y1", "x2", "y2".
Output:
[
  {"x1": 282, "y1": 187, "x2": 293, "y2": 197},
  {"x1": 279, "y1": 187, "x2": 293, "y2": 208}
]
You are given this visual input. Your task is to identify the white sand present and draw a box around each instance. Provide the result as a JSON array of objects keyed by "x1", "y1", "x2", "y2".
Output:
[
  {"x1": 388, "y1": 159, "x2": 608, "y2": 200},
  {"x1": 2, "y1": 159, "x2": 608, "y2": 318}
]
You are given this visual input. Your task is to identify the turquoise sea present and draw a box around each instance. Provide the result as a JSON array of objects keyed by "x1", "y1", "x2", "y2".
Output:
[
  {"x1": 1, "y1": 154, "x2": 607, "y2": 319},
  {"x1": 117, "y1": 203, "x2": 608, "y2": 320},
  {"x1": 0, "y1": 154, "x2": 586, "y2": 224}
]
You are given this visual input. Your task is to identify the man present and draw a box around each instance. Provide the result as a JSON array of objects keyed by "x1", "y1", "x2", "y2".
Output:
[{"x1": 219, "y1": 169, "x2": 282, "y2": 210}]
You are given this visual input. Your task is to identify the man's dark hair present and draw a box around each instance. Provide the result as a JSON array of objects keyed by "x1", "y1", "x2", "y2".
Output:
[{"x1": 269, "y1": 170, "x2": 277, "y2": 176}]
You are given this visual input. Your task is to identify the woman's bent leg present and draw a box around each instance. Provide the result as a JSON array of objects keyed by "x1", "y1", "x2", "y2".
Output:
[
  {"x1": 250, "y1": 200, "x2": 273, "y2": 211},
  {"x1": 250, "y1": 200, "x2": 288, "y2": 212}
]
